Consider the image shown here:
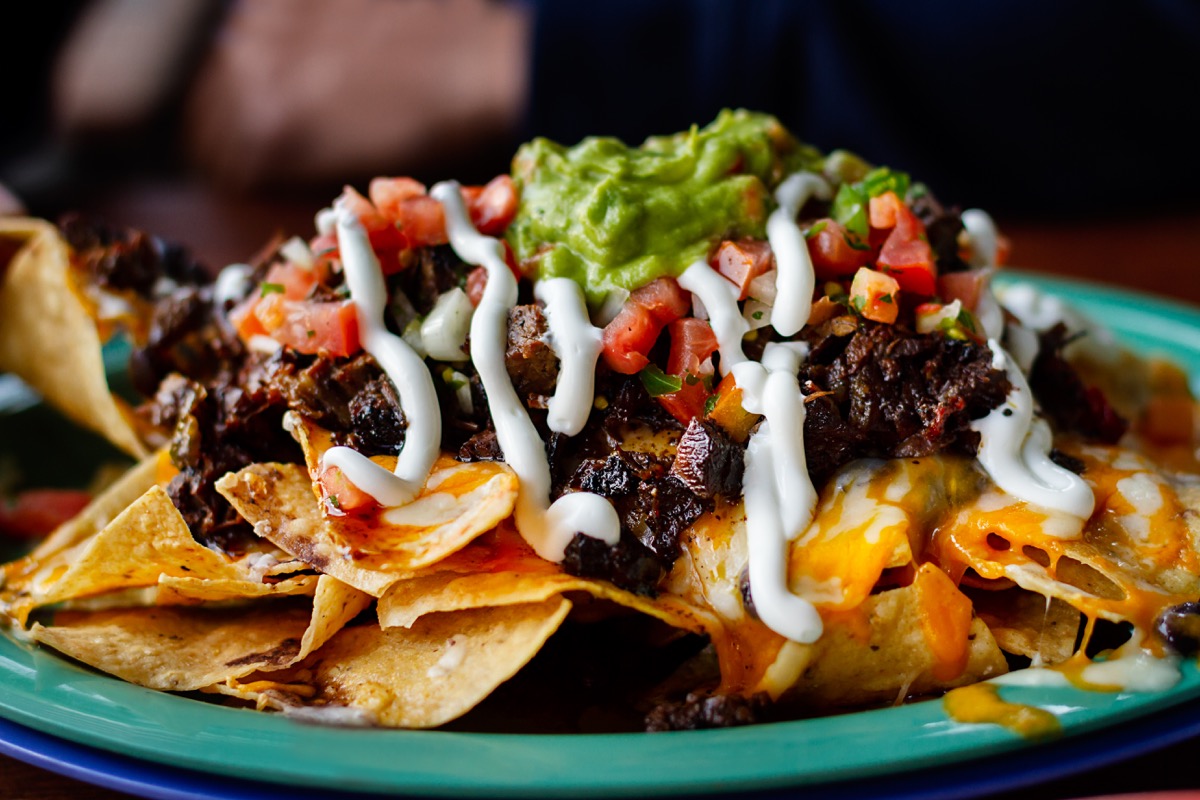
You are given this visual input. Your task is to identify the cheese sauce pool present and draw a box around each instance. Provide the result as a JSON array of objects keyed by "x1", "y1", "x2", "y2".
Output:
[{"x1": 319, "y1": 168, "x2": 1096, "y2": 645}]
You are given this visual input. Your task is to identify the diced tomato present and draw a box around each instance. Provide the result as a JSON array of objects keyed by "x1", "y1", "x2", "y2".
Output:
[
  {"x1": 370, "y1": 174, "x2": 518, "y2": 248},
  {"x1": 937, "y1": 270, "x2": 987, "y2": 311},
  {"x1": 254, "y1": 295, "x2": 361, "y2": 357},
  {"x1": 601, "y1": 278, "x2": 691, "y2": 374},
  {"x1": 464, "y1": 175, "x2": 519, "y2": 236},
  {"x1": 807, "y1": 219, "x2": 873, "y2": 279},
  {"x1": 712, "y1": 239, "x2": 774, "y2": 300},
  {"x1": 849, "y1": 267, "x2": 901, "y2": 324},
  {"x1": 318, "y1": 465, "x2": 377, "y2": 514},
  {"x1": 263, "y1": 261, "x2": 318, "y2": 300},
  {"x1": 873, "y1": 194, "x2": 936, "y2": 296},
  {"x1": 230, "y1": 295, "x2": 269, "y2": 341},
  {"x1": 0, "y1": 489, "x2": 92, "y2": 540},
  {"x1": 343, "y1": 184, "x2": 410, "y2": 274},
  {"x1": 465, "y1": 266, "x2": 488, "y2": 307},
  {"x1": 656, "y1": 318, "x2": 719, "y2": 424}
]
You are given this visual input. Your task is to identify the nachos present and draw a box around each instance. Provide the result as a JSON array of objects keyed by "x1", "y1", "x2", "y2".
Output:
[{"x1": 2, "y1": 110, "x2": 1198, "y2": 731}]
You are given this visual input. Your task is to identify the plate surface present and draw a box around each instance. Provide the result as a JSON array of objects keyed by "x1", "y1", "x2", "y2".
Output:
[{"x1": 1, "y1": 271, "x2": 1199, "y2": 798}]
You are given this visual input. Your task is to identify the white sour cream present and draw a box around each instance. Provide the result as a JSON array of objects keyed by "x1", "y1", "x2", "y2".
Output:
[
  {"x1": 971, "y1": 340, "x2": 1095, "y2": 525},
  {"x1": 767, "y1": 172, "x2": 830, "y2": 336},
  {"x1": 677, "y1": 260, "x2": 749, "y2": 373},
  {"x1": 431, "y1": 181, "x2": 619, "y2": 562},
  {"x1": 534, "y1": 277, "x2": 603, "y2": 436},
  {"x1": 319, "y1": 205, "x2": 442, "y2": 506}
]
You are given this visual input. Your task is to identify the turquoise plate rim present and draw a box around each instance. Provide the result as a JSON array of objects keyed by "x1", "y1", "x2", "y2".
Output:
[{"x1": 1, "y1": 270, "x2": 1199, "y2": 798}]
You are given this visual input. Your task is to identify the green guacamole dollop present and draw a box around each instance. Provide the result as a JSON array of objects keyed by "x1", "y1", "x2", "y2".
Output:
[{"x1": 506, "y1": 109, "x2": 823, "y2": 306}]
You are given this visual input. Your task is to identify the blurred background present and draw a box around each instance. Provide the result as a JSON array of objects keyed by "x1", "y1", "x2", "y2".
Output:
[{"x1": 3, "y1": 0, "x2": 1200, "y2": 299}]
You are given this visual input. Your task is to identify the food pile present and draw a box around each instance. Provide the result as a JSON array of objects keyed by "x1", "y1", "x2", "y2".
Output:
[{"x1": 1, "y1": 110, "x2": 1198, "y2": 732}]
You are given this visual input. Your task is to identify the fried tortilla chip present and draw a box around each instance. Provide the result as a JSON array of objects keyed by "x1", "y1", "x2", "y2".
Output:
[
  {"x1": 376, "y1": 522, "x2": 713, "y2": 636},
  {"x1": 216, "y1": 457, "x2": 518, "y2": 596},
  {"x1": 204, "y1": 598, "x2": 572, "y2": 728},
  {"x1": 30, "y1": 574, "x2": 369, "y2": 691},
  {"x1": 30, "y1": 600, "x2": 317, "y2": 691},
  {"x1": 971, "y1": 588, "x2": 1082, "y2": 664},
  {"x1": 155, "y1": 573, "x2": 320, "y2": 606},
  {"x1": 0, "y1": 218, "x2": 146, "y2": 458},
  {"x1": 785, "y1": 579, "x2": 1008, "y2": 710}
]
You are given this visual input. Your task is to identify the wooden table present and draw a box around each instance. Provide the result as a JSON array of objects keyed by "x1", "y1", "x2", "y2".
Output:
[{"x1": 2, "y1": 187, "x2": 1199, "y2": 800}]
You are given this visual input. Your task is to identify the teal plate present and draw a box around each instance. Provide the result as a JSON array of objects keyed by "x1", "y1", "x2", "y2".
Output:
[{"x1": 1, "y1": 271, "x2": 1199, "y2": 798}]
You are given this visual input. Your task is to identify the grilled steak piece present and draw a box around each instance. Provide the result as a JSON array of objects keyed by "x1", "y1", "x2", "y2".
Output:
[{"x1": 506, "y1": 303, "x2": 559, "y2": 400}]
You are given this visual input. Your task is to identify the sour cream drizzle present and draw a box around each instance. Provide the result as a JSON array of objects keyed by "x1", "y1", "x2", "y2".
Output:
[
  {"x1": 971, "y1": 340, "x2": 1095, "y2": 524},
  {"x1": 320, "y1": 205, "x2": 442, "y2": 506},
  {"x1": 532, "y1": 278, "x2": 603, "y2": 436},
  {"x1": 766, "y1": 172, "x2": 830, "y2": 336},
  {"x1": 681, "y1": 243, "x2": 823, "y2": 641},
  {"x1": 431, "y1": 181, "x2": 619, "y2": 561}
]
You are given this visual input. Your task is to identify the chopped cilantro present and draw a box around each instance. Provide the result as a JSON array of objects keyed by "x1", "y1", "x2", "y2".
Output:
[
  {"x1": 704, "y1": 393, "x2": 720, "y2": 415},
  {"x1": 639, "y1": 365, "x2": 682, "y2": 397},
  {"x1": 752, "y1": 310, "x2": 764, "y2": 320},
  {"x1": 260, "y1": 282, "x2": 285, "y2": 296}
]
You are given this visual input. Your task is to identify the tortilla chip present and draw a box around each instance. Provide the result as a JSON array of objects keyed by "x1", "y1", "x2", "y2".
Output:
[
  {"x1": 971, "y1": 588, "x2": 1082, "y2": 664},
  {"x1": 216, "y1": 457, "x2": 518, "y2": 596},
  {"x1": 0, "y1": 218, "x2": 146, "y2": 458},
  {"x1": 155, "y1": 573, "x2": 320, "y2": 605},
  {"x1": 30, "y1": 574, "x2": 370, "y2": 691},
  {"x1": 376, "y1": 523, "x2": 713, "y2": 636},
  {"x1": 30, "y1": 600, "x2": 317, "y2": 691},
  {"x1": 784, "y1": 581, "x2": 1008, "y2": 710},
  {"x1": 206, "y1": 598, "x2": 572, "y2": 728}
]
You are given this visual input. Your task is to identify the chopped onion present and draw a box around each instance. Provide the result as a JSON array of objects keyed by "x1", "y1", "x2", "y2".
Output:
[
  {"x1": 315, "y1": 207, "x2": 337, "y2": 236},
  {"x1": 692, "y1": 294, "x2": 710, "y2": 320},
  {"x1": 747, "y1": 269, "x2": 778, "y2": 304},
  {"x1": 743, "y1": 299, "x2": 773, "y2": 330},
  {"x1": 280, "y1": 236, "x2": 315, "y2": 269},
  {"x1": 420, "y1": 288, "x2": 474, "y2": 362}
]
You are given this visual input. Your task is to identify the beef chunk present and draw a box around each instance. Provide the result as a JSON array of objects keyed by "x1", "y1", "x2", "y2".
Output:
[
  {"x1": 148, "y1": 365, "x2": 298, "y2": 552},
  {"x1": 669, "y1": 418, "x2": 744, "y2": 499},
  {"x1": 644, "y1": 692, "x2": 766, "y2": 732},
  {"x1": 625, "y1": 476, "x2": 705, "y2": 562},
  {"x1": 60, "y1": 213, "x2": 209, "y2": 296},
  {"x1": 129, "y1": 286, "x2": 244, "y2": 396},
  {"x1": 269, "y1": 351, "x2": 406, "y2": 456},
  {"x1": 1049, "y1": 448, "x2": 1086, "y2": 474},
  {"x1": 506, "y1": 304, "x2": 559, "y2": 400},
  {"x1": 458, "y1": 429, "x2": 504, "y2": 462},
  {"x1": 909, "y1": 193, "x2": 968, "y2": 274},
  {"x1": 1029, "y1": 324, "x2": 1128, "y2": 443},
  {"x1": 561, "y1": 532, "x2": 663, "y2": 596},
  {"x1": 800, "y1": 320, "x2": 1010, "y2": 484}
]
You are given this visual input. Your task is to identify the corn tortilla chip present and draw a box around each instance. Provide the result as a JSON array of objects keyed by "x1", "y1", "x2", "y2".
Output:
[
  {"x1": 156, "y1": 573, "x2": 320, "y2": 605},
  {"x1": 30, "y1": 600, "x2": 317, "y2": 691},
  {"x1": 0, "y1": 218, "x2": 147, "y2": 458},
  {"x1": 377, "y1": 522, "x2": 714, "y2": 636},
  {"x1": 206, "y1": 598, "x2": 572, "y2": 728},
  {"x1": 30, "y1": 574, "x2": 370, "y2": 691},
  {"x1": 216, "y1": 458, "x2": 517, "y2": 596}
]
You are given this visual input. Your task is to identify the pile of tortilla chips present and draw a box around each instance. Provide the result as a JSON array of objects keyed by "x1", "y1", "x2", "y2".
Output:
[{"x1": 2, "y1": 216, "x2": 1199, "y2": 731}]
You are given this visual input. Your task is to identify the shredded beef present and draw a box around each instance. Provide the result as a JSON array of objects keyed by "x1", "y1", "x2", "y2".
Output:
[
  {"x1": 149, "y1": 362, "x2": 298, "y2": 552},
  {"x1": 458, "y1": 429, "x2": 504, "y2": 462},
  {"x1": 561, "y1": 532, "x2": 663, "y2": 596},
  {"x1": 506, "y1": 304, "x2": 559, "y2": 401},
  {"x1": 669, "y1": 418, "x2": 744, "y2": 500},
  {"x1": 1049, "y1": 448, "x2": 1086, "y2": 474},
  {"x1": 909, "y1": 193, "x2": 969, "y2": 274},
  {"x1": 644, "y1": 692, "x2": 766, "y2": 732},
  {"x1": 268, "y1": 351, "x2": 406, "y2": 456},
  {"x1": 59, "y1": 213, "x2": 209, "y2": 296},
  {"x1": 129, "y1": 287, "x2": 244, "y2": 396},
  {"x1": 800, "y1": 320, "x2": 1011, "y2": 484},
  {"x1": 565, "y1": 450, "x2": 707, "y2": 587},
  {"x1": 1029, "y1": 324, "x2": 1128, "y2": 443}
]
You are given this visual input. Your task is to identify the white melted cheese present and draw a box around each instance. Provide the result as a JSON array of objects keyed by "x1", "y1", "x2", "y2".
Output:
[
  {"x1": 319, "y1": 205, "x2": 442, "y2": 506},
  {"x1": 971, "y1": 340, "x2": 1095, "y2": 526},
  {"x1": 431, "y1": 181, "x2": 619, "y2": 562}
]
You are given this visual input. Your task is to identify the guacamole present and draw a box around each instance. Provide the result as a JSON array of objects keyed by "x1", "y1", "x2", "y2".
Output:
[{"x1": 506, "y1": 109, "x2": 823, "y2": 306}]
